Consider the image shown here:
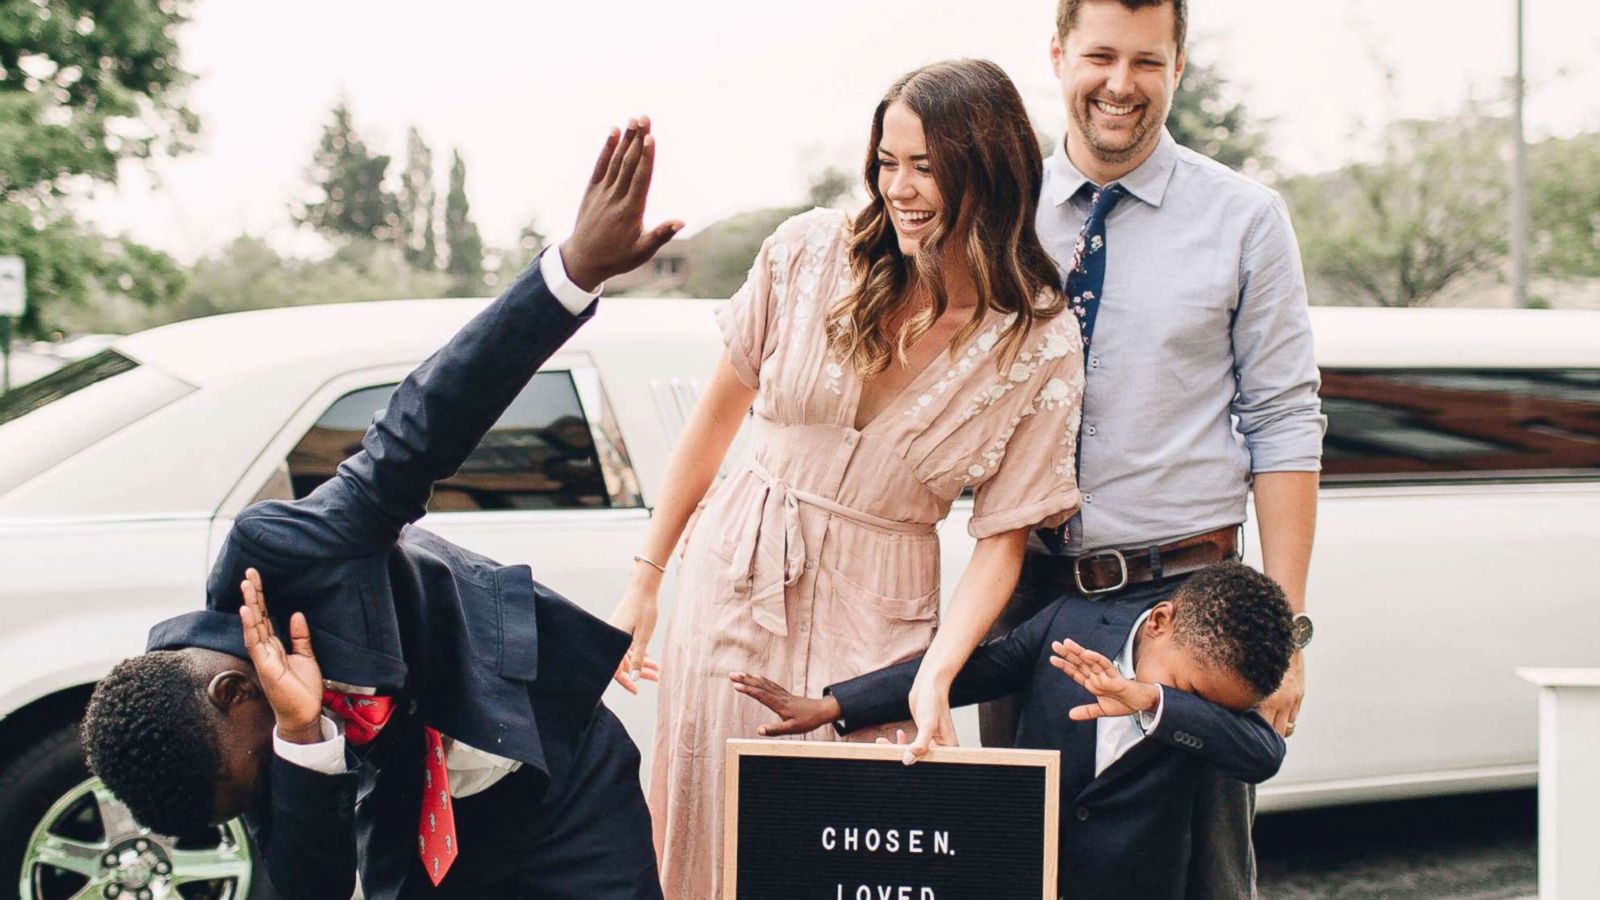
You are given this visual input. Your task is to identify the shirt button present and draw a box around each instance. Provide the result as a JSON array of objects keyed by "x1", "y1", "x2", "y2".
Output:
[
  {"x1": 1089, "y1": 357, "x2": 1100, "y2": 368},
  {"x1": 1084, "y1": 492, "x2": 1094, "y2": 503},
  {"x1": 845, "y1": 432, "x2": 858, "y2": 446},
  {"x1": 1084, "y1": 425, "x2": 1097, "y2": 437},
  {"x1": 805, "y1": 560, "x2": 815, "y2": 570},
  {"x1": 1076, "y1": 807, "x2": 1091, "y2": 822},
  {"x1": 799, "y1": 624, "x2": 810, "y2": 634}
]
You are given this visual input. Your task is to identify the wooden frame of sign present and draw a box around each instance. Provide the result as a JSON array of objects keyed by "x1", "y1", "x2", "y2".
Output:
[{"x1": 723, "y1": 739, "x2": 1059, "y2": 900}]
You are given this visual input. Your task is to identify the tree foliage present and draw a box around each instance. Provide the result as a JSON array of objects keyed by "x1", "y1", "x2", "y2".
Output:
[
  {"x1": 1529, "y1": 132, "x2": 1600, "y2": 279},
  {"x1": 0, "y1": 0, "x2": 195, "y2": 337},
  {"x1": 294, "y1": 100, "x2": 398, "y2": 243},
  {"x1": 443, "y1": 149, "x2": 484, "y2": 294},
  {"x1": 1168, "y1": 54, "x2": 1273, "y2": 177},
  {"x1": 395, "y1": 126, "x2": 437, "y2": 269}
]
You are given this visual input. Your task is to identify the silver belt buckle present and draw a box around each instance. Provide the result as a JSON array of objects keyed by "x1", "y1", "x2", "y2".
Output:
[{"x1": 1073, "y1": 548, "x2": 1129, "y2": 596}]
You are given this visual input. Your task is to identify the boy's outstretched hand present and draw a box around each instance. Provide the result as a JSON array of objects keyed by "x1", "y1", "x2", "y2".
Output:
[
  {"x1": 560, "y1": 116, "x2": 685, "y2": 292},
  {"x1": 1050, "y1": 638, "x2": 1161, "y2": 722},
  {"x1": 239, "y1": 568, "x2": 325, "y2": 744},
  {"x1": 729, "y1": 673, "x2": 840, "y2": 737}
]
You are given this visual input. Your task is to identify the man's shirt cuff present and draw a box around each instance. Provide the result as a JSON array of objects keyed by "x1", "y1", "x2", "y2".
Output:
[
  {"x1": 273, "y1": 715, "x2": 346, "y2": 775},
  {"x1": 1137, "y1": 685, "x2": 1165, "y2": 734},
  {"x1": 540, "y1": 246, "x2": 601, "y2": 315}
]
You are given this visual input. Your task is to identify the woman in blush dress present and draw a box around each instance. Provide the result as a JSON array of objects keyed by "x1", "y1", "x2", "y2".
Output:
[{"x1": 610, "y1": 59, "x2": 1087, "y2": 898}]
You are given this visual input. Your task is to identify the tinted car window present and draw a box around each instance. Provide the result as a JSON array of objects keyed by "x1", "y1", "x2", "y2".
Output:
[
  {"x1": 1322, "y1": 369, "x2": 1600, "y2": 483},
  {"x1": 0, "y1": 350, "x2": 138, "y2": 427},
  {"x1": 288, "y1": 371, "x2": 614, "y2": 510}
]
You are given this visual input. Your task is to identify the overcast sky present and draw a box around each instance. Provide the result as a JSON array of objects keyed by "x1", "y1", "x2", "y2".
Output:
[{"x1": 80, "y1": 0, "x2": 1600, "y2": 261}]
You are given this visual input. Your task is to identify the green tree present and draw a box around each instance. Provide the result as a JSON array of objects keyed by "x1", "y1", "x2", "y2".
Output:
[
  {"x1": 396, "y1": 126, "x2": 437, "y2": 269},
  {"x1": 807, "y1": 166, "x2": 855, "y2": 209},
  {"x1": 443, "y1": 149, "x2": 484, "y2": 294},
  {"x1": 1168, "y1": 55, "x2": 1274, "y2": 177},
  {"x1": 1282, "y1": 113, "x2": 1508, "y2": 307},
  {"x1": 0, "y1": 0, "x2": 196, "y2": 337},
  {"x1": 295, "y1": 100, "x2": 398, "y2": 242},
  {"x1": 1529, "y1": 132, "x2": 1600, "y2": 279}
]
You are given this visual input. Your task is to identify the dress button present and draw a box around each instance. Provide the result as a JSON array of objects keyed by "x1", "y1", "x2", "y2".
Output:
[
  {"x1": 805, "y1": 560, "x2": 815, "y2": 570},
  {"x1": 1089, "y1": 357, "x2": 1100, "y2": 368},
  {"x1": 1076, "y1": 807, "x2": 1091, "y2": 822},
  {"x1": 1084, "y1": 425, "x2": 1097, "y2": 437},
  {"x1": 799, "y1": 624, "x2": 810, "y2": 634},
  {"x1": 845, "y1": 432, "x2": 858, "y2": 446},
  {"x1": 1084, "y1": 492, "x2": 1094, "y2": 503}
]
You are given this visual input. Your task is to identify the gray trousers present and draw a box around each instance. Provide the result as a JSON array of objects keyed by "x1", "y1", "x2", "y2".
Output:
[{"x1": 978, "y1": 552, "x2": 1258, "y2": 900}]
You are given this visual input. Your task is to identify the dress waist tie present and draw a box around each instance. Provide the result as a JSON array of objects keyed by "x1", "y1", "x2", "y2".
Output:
[{"x1": 728, "y1": 460, "x2": 930, "y2": 637}]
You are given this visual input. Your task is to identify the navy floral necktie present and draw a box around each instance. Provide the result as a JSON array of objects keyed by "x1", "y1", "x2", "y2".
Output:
[
  {"x1": 1040, "y1": 183, "x2": 1125, "y2": 556},
  {"x1": 1064, "y1": 183, "x2": 1126, "y2": 352}
]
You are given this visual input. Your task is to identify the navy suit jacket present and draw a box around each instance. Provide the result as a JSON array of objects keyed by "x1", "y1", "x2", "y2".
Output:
[
  {"x1": 827, "y1": 596, "x2": 1285, "y2": 900},
  {"x1": 146, "y1": 258, "x2": 631, "y2": 900}
]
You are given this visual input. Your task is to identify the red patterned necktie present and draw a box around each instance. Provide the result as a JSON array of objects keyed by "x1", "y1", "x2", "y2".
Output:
[{"x1": 323, "y1": 690, "x2": 458, "y2": 886}]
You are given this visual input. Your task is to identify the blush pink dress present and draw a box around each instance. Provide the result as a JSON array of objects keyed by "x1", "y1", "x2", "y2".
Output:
[{"x1": 648, "y1": 208, "x2": 1085, "y2": 898}]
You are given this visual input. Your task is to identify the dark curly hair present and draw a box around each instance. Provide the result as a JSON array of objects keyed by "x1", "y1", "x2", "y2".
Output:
[
  {"x1": 82, "y1": 651, "x2": 221, "y2": 836},
  {"x1": 1169, "y1": 562, "x2": 1294, "y2": 698}
]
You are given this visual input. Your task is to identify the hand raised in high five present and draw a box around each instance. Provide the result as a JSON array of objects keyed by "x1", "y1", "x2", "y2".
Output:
[
  {"x1": 1050, "y1": 638, "x2": 1161, "y2": 722},
  {"x1": 238, "y1": 568, "x2": 324, "y2": 744},
  {"x1": 729, "y1": 673, "x2": 840, "y2": 737},
  {"x1": 559, "y1": 116, "x2": 684, "y2": 292}
]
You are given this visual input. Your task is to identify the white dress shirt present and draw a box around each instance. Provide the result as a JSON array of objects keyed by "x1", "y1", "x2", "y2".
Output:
[
  {"x1": 272, "y1": 245, "x2": 598, "y2": 798},
  {"x1": 1093, "y1": 609, "x2": 1166, "y2": 777}
]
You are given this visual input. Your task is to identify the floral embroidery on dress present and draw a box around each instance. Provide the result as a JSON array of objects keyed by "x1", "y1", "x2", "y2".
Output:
[
  {"x1": 906, "y1": 312, "x2": 1020, "y2": 419},
  {"x1": 956, "y1": 317, "x2": 1079, "y2": 425}
]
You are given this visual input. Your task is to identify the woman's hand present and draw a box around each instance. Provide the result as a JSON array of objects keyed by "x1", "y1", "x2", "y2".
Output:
[
  {"x1": 607, "y1": 576, "x2": 661, "y2": 694},
  {"x1": 903, "y1": 672, "x2": 960, "y2": 765},
  {"x1": 729, "y1": 673, "x2": 840, "y2": 736}
]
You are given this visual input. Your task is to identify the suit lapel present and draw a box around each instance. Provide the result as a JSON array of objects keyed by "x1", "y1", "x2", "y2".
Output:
[{"x1": 1057, "y1": 600, "x2": 1142, "y2": 794}]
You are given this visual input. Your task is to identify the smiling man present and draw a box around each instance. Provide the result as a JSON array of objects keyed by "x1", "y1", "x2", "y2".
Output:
[{"x1": 978, "y1": 2, "x2": 1325, "y2": 898}]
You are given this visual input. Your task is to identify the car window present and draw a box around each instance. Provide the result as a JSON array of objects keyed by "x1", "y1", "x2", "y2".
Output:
[
  {"x1": 1322, "y1": 368, "x2": 1600, "y2": 483},
  {"x1": 286, "y1": 371, "x2": 620, "y2": 510},
  {"x1": 0, "y1": 351, "x2": 195, "y2": 497},
  {"x1": 0, "y1": 350, "x2": 139, "y2": 427}
]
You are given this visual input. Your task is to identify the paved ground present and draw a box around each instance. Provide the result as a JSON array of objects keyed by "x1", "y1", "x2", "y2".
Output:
[{"x1": 1257, "y1": 790, "x2": 1537, "y2": 899}]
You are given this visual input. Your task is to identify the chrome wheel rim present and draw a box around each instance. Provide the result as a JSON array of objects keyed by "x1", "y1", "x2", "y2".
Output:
[{"x1": 19, "y1": 776, "x2": 253, "y2": 900}]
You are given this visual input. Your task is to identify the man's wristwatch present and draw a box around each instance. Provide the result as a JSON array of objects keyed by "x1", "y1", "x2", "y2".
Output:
[{"x1": 1291, "y1": 613, "x2": 1314, "y2": 650}]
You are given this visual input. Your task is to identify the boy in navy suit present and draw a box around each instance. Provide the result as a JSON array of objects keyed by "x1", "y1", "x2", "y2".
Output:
[
  {"x1": 732, "y1": 561, "x2": 1294, "y2": 900},
  {"x1": 80, "y1": 119, "x2": 680, "y2": 900}
]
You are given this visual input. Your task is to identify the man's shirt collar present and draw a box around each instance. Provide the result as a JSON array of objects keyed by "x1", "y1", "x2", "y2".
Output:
[{"x1": 1047, "y1": 127, "x2": 1180, "y2": 209}]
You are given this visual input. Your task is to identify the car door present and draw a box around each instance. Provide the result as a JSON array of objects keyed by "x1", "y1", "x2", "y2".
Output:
[
  {"x1": 1256, "y1": 366, "x2": 1600, "y2": 809},
  {"x1": 215, "y1": 352, "x2": 667, "y2": 753}
]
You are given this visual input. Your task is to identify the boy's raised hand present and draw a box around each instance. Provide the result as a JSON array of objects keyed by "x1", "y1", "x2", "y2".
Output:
[
  {"x1": 238, "y1": 568, "x2": 325, "y2": 743},
  {"x1": 1050, "y1": 638, "x2": 1161, "y2": 722},
  {"x1": 559, "y1": 116, "x2": 684, "y2": 292},
  {"x1": 729, "y1": 673, "x2": 839, "y2": 737}
]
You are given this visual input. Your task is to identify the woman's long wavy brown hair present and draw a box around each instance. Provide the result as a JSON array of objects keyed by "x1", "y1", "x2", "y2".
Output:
[{"x1": 825, "y1": 59, "x2": 1065, "y2": 378}]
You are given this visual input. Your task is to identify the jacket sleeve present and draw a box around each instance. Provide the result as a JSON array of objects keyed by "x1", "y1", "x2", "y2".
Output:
[
  {"x1": 245, "y1": 756, "x2": 361, "y2": 900},
  {"x1": 1144, "y1": 688, "x2": 1287, "y2": 783},
  {"x1": 828, "y1": 598, "x2": 1063, "y2": 734},
  {"x1": 235, "y1": 253, "x2": 594, "y2": 560}
]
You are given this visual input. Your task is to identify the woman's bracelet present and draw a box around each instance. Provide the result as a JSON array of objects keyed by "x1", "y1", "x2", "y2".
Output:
[{"x1": 633, "y1": 553, "x2": 667, "y2": 574}]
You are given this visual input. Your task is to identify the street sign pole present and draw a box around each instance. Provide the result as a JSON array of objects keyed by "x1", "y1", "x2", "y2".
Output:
[
  {"x1": 0, "y1": 255, "x2": 24, "y2": 394},
  {"x1": 1, "y1": 314, "x2": 11, "y2": 394}
]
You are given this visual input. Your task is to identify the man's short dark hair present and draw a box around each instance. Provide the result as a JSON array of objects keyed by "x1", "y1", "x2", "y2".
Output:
[
  {"x1": 1169, "y1": 562, "x2": 1294, "y2": 698},
  {"x1": 82, "y1": 651, "x2": 221, "y2": 836},
  {"x1": 1057, "y1": 0, "x2": 1188, "y2": 50}
]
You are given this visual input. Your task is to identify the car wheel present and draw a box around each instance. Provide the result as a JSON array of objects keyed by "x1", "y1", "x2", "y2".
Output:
[{"x1": 0, "y1": 719, "x2": 277, "y2": 900}]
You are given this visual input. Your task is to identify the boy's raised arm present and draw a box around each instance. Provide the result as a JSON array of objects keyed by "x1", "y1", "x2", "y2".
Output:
[{"x1": 241, "y1": 120, "x2": 682, "y2": 559}]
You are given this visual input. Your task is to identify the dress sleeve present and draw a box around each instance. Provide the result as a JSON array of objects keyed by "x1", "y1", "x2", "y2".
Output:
[
  {"x1": 715, "y1": 227, "x2": 789, "y2": 390},
  {"x1": 968, "y1": 321, "x2": 1086, "y2": 539}
]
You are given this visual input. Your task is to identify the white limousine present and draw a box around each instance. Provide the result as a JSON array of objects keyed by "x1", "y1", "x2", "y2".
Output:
[{"x1": 1, "y1": 299, "x2": 1597, "y2": 900}]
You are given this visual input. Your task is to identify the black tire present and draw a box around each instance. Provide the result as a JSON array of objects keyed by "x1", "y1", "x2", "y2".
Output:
[{"x1": 0, "y1": 718, "x2": 280, "y2": 900}]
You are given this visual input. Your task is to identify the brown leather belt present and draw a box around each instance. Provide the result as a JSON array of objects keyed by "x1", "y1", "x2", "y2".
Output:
[{"x1": 1056, "y1": 525, "x2": 1240, "y2": 596}]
